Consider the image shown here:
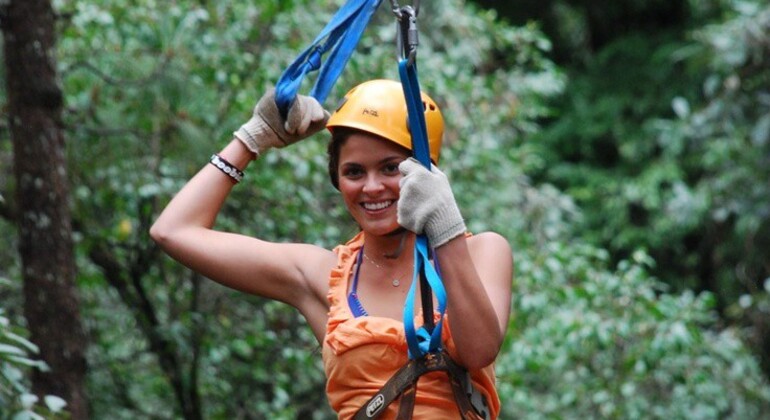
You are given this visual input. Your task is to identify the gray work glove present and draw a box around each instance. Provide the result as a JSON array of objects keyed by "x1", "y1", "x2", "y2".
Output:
[
  {"x1": 397, "y1": 158, "x2": 466, "y2": 248},
  {"x1": 234, "y1": 88, "x2": 330, "y2": 157}
]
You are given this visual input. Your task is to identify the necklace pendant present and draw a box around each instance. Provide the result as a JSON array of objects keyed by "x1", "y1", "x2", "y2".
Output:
[{"x1": 392, "y1": 279, "x2": 400, "y2": 287}]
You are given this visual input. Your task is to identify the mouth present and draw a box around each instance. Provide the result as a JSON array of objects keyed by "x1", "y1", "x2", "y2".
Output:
[{"x1": 361, "y1": 200, "x2": 395, "y2": 212}]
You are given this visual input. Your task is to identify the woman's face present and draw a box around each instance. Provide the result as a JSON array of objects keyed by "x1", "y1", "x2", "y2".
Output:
[{"x1": 337, "y1": 132, "x2": 410, "y2": 236}]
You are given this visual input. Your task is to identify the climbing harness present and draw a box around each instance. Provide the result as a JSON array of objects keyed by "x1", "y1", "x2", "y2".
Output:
[
  {"x1": 273, "y1": 1, "x2": 491, "y2": 418},
  {"x1": 353, "y1": 351, "x2": 490, "y2": 420}
]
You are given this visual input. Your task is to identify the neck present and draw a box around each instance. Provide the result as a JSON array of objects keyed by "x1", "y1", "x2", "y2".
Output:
[{"x1": 363, "y1": 230, "x2": 415, "y2": 265}]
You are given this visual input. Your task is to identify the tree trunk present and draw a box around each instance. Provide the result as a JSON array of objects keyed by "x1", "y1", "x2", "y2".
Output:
[{"x1": 1, "y1": 0, "x2": 88, "y2": 418}]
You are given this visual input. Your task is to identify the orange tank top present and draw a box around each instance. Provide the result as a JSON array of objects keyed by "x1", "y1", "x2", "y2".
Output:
[{"x1": 322, "y1": 232, "x2": 501, "y2": 419}]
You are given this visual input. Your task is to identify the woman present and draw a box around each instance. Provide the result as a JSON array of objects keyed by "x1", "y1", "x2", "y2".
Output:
[{"x1": 150, "y1": 79, "x2": 513, "y2": 419}]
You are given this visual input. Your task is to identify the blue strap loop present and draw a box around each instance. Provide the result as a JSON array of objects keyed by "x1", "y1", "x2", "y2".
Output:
[
  {"x1": 404, "y1": 236, "x2": 448, "y2": 358},
  {"x1": 274, "y1": 0, "x2": 384, "y2": 118},
  {"x1": 399, "y1": 59, "x2": 448, "y2": 359}
]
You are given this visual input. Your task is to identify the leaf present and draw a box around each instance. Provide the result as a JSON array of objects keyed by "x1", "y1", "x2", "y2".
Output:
[
  {"x1": 0, "y1": 344, "x2": 26, "y2": 356},
  {"x1": 2, "y1": 332, "x2": 40, "y2": 354},
  {"x1": 751, "y1": 114, "x2": 770, "y2": 147},
  {"x1": 671, "y1": 96, "x2": 690, "y2": 119},
  {"x1": 19, "y1": 393, "x2": 38, "y2": 409},
  {"x1": 44, "y1": 395, "x2": 68, "y2": 413},
  {"x1": 11, "y1": 410, "x2": 45, "y2": 420},
  {"x1": 5, "y1": 355, "x2": 49, "y2": 371}
]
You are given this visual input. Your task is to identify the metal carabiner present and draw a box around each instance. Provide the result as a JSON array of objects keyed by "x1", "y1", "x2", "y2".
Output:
[
  {"x1": 393, "y1": 3, "x2": 419, "y2": 66},
  {"x1": 389, "y1": 0, "x2": 420, "y2": 19}
]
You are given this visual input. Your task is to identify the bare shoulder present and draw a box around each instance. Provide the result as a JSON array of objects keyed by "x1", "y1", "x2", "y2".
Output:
[
  {"x1": 466, "y1": 231, "x2": 514, "y2": 291},
  {"x1": 467, "y1": 231, "x2": 513, "y2": 260},
  {"x1": 466, "y1": 231, "x2": 514, "y2": 335}
]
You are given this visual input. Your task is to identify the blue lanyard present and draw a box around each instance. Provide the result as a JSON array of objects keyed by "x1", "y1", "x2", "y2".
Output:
[
  {"x1": 398, "y1": 57, "x2": 448, "y2": 359},
  {"x1": 273, "y1": 0, "x2": 383, "y2": 118}
]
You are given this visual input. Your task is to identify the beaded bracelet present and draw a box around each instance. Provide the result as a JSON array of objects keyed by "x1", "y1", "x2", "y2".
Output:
[{"x1": 209, "y1": 154, "x2": 244, "y2": 184}]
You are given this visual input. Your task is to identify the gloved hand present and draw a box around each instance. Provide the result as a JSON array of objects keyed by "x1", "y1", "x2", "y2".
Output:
[
  {"x1": 398, "y1": 158, "x2": 466, "y2": 248},
  {"x1": 234, "y1": 88, "x2": 330, "y2": 157}
]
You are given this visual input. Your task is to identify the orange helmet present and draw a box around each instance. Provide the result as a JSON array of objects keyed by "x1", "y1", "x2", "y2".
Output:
[{"x1": 326, "y1": 79, "x2": 443, "y2": 163}]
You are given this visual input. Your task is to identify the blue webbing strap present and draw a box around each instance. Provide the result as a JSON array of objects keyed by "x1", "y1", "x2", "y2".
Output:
[
  {"x1": 274, "y1": 0, "x2": 384, "y2": 118},
  {"x1": 399, "y1": 59, "x2": 448, "y2": 359},
  {"x1": 403, "y1": 235, "x2": 447, "y2": 358}
]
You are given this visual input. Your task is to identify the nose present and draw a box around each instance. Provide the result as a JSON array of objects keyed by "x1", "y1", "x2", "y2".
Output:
[{"x1": 362, "y1": 173, "x2": 385, "y2": 194}]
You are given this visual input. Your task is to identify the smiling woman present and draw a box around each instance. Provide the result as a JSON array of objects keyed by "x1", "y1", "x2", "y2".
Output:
[
  {"x1": 337, "y1": 134, "x2": 407, "y2": 236},
  {"x1": 149, "y1": 79, "x2": 513, "y2": 419}
]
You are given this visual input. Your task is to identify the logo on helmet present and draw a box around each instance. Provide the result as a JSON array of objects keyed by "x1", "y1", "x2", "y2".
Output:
[{"x1": 362, "y1": 108, "x2": 379, "y2": 117}]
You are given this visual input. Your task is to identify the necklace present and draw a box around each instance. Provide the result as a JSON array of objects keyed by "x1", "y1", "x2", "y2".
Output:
[{"x1": 363, "y1": 251, "x2": 411, "y2": 287}]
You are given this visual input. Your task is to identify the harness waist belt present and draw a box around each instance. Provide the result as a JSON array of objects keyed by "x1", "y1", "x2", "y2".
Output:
[{"x1": 353, "y1": 351, "x2": 491, "y2": 420}]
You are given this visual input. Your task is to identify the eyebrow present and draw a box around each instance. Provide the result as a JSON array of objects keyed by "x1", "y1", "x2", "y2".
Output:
[{"x1": 340, "y1": 155, "x2": 407, "y2": 167}]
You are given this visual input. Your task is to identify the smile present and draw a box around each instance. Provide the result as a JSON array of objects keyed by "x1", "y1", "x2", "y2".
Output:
[{"x1": 361, "y1": 200, "x2": 394, "y2": 211}]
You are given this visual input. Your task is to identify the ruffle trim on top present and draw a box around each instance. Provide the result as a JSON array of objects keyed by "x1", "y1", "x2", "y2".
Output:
[{"x1": 324, "y1": 231, "x2": 457, "y2": 358}]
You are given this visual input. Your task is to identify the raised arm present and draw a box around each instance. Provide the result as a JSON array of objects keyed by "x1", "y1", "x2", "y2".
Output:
[{"x1": 149, "y1": 90, "x2": 335, "y2": 338}]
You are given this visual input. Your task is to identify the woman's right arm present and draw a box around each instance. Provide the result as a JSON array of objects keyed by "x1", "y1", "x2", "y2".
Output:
[
  {"x1": 150, "y1": 139, "x2": 332, "y2": 309},
  {"x1": 150, "y1": 91, "x2": 333, "y2": 320}
]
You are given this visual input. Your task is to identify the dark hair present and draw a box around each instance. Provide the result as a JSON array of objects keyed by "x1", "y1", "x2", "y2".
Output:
[{"x1": 327, "y1": 127, "x2": 357, "y2": 190}]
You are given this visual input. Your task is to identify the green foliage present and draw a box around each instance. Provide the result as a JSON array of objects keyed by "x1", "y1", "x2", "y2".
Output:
[
  {"x1": 500, "y1": 244, "x2": 770, "y2": 418},
  {"x1": 531, "y1": 0, "x2": 770, "y2": 305},
  {"x1": 654, "y1": 0, "x2": 770, "y2": 300},
  {"x1": 0, "y1": 300, "x2": 68, "y2": 419},
  {"x1": 1, "y1": 0, "x2": 769, "y2": 418},
  {"x1": 530, "y1": 31, "x2": 704, "y2": 271},
  {"x1": 658, "y1": 0, "x2": 770, "y2": 374},
  {"x1": 524, "y1": 0, "x2": 770, "y2": 409}
]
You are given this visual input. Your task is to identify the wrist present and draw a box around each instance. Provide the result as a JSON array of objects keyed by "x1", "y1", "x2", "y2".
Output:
[
  {"x1": 209, "y1": 154, "x2": 244, "y2": 184},
  {"x1": 426, "y1": 204, "x2": 466, "y2": 248},
  {"x1": 221, "y1": 139, "x2": 257, "y2": 167},
  {"x1": 234, "y1": 115, "x2": 279, "y2": 157}
]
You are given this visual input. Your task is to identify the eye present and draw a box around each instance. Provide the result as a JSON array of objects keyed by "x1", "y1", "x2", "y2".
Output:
[
  {"x1": 341, "y1": 166, "x2": 364, "y2": 179},
  {"x1": 383, "y1": 163, "x2": 400, "y2": 175}
]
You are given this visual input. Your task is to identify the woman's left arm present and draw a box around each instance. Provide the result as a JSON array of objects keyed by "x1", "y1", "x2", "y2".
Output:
[
  {"x1": 398, "y1": 158, "x2": 514, "y2": 369},
  {"x1": 435, "y1": 232, "x2": 513, "y2": 370}
]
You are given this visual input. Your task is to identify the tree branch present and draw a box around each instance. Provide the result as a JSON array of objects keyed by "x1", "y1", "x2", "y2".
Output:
[
  {"x1": 88, "y1": 242, "x2": 201, "y2": 420},
  {"x1": 60, "y1": 55, "x2": 172, "y2": 88}
]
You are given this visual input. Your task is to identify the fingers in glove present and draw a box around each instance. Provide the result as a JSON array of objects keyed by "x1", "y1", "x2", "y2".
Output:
[
  {"x1": 398, "y1": 157, "x2": 425, "y2": 176},
  {"x1": 285, "y1": 95, "x2": 327, "y2": 135}
]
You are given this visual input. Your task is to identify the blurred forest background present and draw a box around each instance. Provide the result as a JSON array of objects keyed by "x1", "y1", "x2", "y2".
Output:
[{"x1": 2, "y1": 0, "x2": 770, "y2": 418}]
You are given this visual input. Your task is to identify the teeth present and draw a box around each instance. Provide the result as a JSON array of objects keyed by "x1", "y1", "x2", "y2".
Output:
[{"x1": 363, "y1": 200, "x2": 393, "y2": 211}]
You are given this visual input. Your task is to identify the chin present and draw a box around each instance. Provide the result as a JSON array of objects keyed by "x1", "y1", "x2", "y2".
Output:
[{"x1": 361, "y1": 221, "x2": 401, "y2": 237}]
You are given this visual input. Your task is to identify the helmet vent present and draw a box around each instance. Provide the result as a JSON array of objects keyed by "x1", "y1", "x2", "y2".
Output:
[{"x1": 334, "y1": 97, "x2": 348, "y2": 112}]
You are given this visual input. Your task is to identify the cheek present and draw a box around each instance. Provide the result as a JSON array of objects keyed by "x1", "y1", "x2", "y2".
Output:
[
  {"x1": 337, "y1": 181, "x2": 359, "y2": 208},
  {"x1": 386, "y1": 176, "x2": 402, "y2": 194}
]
